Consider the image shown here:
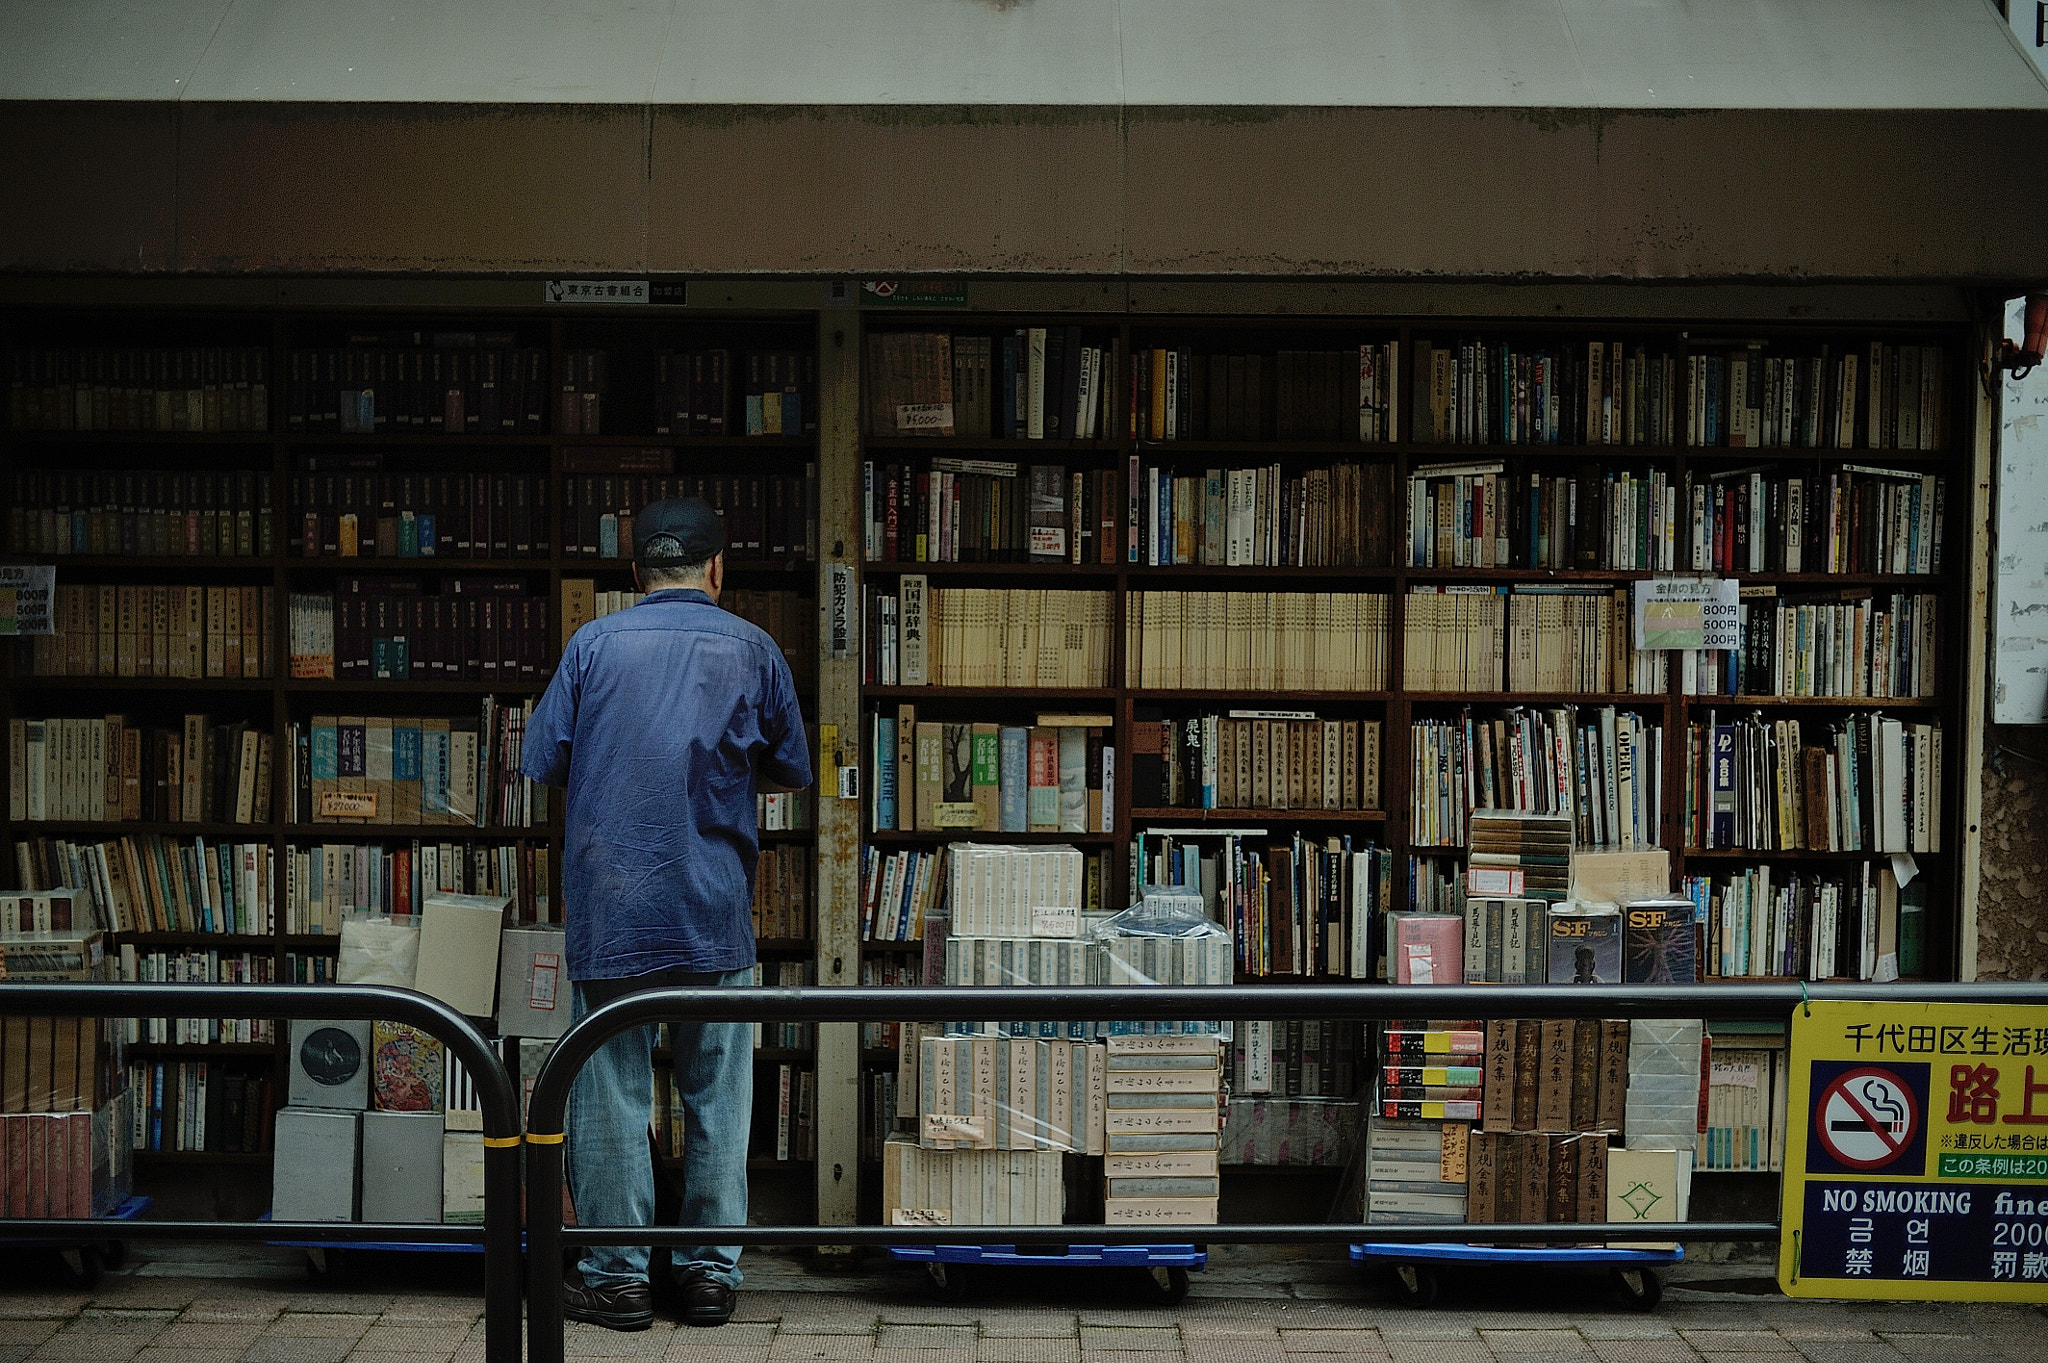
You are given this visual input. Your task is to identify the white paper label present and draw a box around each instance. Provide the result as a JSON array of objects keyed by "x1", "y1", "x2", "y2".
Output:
[
  {"x1": 1030, "y1": 906, "x2": 1078, "y2": 938},
  {"x1": 1404, "y1": 942, "x2": 1436, "y2": 984},
  {"x1": 1709, "y1": 1060, "x2": 1759, "y2": 1088},
  {"x1": 528, "y1": 952, "x2": 560, "y2": 1011},
  {"x1": 896, "y1": 402, "x2": 954, "y2": 432},
  {"x1": 1634, "y1": 577, "x2": 1740, "y2": 651}
]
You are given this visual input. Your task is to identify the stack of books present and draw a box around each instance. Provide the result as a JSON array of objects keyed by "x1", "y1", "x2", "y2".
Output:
[{"x1": 1103, "y1": 1034, "x2": 1222, "y2": 1226}]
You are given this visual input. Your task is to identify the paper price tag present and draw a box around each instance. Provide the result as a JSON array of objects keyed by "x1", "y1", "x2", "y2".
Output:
[
  {"x1": 529, "y1": 951, "x2": 560, "y2": 1012},
  {"x1": 1030, "y1": 906, "x2": 1079, "y2": 938},
  {"x1": 318, "y1": 792, "x2": 378, "y2": 819}
]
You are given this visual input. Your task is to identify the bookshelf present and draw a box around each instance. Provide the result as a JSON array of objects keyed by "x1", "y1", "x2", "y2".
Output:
[
  {"x1": 854, "y1": 314, "x2": 1972, "y2": 1174},
  {"x1": 1, "y1": 309, "x2": 823, "y2": 1193}
]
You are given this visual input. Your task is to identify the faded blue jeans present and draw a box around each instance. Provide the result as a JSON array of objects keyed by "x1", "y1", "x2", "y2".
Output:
[{"x1": 567, "y1": 967, "x2": 753, "y2": 1290}]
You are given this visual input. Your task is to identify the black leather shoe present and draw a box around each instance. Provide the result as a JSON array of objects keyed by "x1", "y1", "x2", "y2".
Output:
[
  {"x1": 676, "y1": 1272, "x2": 735, "y2": 1327},
  {"x1": 562, "y1": 1276, "x2": 654, "y2": 1332}
]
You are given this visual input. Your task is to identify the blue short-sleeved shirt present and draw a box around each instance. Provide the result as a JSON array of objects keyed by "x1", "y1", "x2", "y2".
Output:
[{"x1": 519, "y1": 588, "x2": 812, "y2": 981}]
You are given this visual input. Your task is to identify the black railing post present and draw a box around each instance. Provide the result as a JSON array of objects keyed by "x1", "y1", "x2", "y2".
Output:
[{"x1": 0, "y1": 983, "x2": 522, "y2": 1363}]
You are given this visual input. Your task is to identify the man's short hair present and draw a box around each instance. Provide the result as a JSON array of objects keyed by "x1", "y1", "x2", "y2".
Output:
[{"x1": 638, "y1": 535, "x2": 714, "y2": 583}]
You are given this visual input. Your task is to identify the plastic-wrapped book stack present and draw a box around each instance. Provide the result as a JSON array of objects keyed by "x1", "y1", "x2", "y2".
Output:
[
  {"x1": 1364, "y1": 1022, "x2": 1478, "y2": 1225},
  {"x1": 884, "y1": 865, "x2": 1230, "y2": 1228}
]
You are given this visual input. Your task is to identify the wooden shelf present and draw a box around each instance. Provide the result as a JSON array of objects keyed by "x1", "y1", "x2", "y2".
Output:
[
  {"x1": 9, "y1": 676, "x2": 276, "y2": 691},
  {"x1": 283, "y1": 823, "x2": 554, "y2": 838},
  {"x1": 864, "y1": 437, "x2": 1123, "y2": 453},
  {"x1": 16, "y1": 819, "x2": 274, "y2": 836},
  {"x1": 1682, "y1": 847, "x2": 1933, "y2": 861},
  {"x1": 1131, "y1": 807, "x2": 1388, "y2": 824},
  {"x1": 1128, "y1": 564, "x2": 1396, "y2": 579},
  {"x1": 284, "y1": 556, "x2": 548, "y2": 572},
  {"x1": 116, "y1": 932, "x2": 277, "y2": 948},
  {"x1": 21, "y1": 555, "x2": 275, "y2": 570},
  {"x1": 1685, "y1": 694, "x2": 1942, "y2": 708},
  {"x1": 864, "y1": 560, "x2": 1119, "y2": 576},
  {"x1": 134, "y1": 1150, "x2": 273, "y2": 1165},
  {"x1": 127, "y1": 1042, "x2": 278, "y2": 1057},
  {"x1": 862, "y1": 939, "x2": 924, "y2": 952},
  {"x1": 754, "y1": 937, "x2": 813, "y2": 951},
  {"x1": 865, "y1": 686, "x2": 1117, "y2": 700},
  {"x1": 868, "y1": 829, "x2": 1115, "y2": 845},
  {"x1": 282, "y1": 679, "x2": 548, "y2": 694},
  {"x1": 287, "y1": 431, "x2": 553, "y2": 447},
  {"x1": 8, "y1": 430, "x2": 275, "y2": 445},
  {"x1": 757, "y1": 829, "x2": 817, "y2": 843},
  {"x1": 1140, "y1": 689, "x2": 1390, "y2": 704}
]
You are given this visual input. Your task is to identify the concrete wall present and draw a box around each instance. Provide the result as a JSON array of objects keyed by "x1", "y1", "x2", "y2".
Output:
[{"x1": 1976, "y1": 731, "x2": 2048, "y2": 982}]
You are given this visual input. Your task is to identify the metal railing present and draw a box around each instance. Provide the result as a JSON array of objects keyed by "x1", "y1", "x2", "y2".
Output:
[
  {"x1": 0, "y1": 983, "x2": 523, "y2": 1363},
  {"x1": 521, "y1": 978, "x2": 2037, "y2": 1363}
]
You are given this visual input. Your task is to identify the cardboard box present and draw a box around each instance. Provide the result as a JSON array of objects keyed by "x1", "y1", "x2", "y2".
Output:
[
  {"x1": 272, "y1": 1108, "x2": 359, "y2": 1221},
  {"x1": 495, "y1": 927, "x2": 569, "y2": 1038},
  {"x1": 289, "y1": 1019, "x2": 372, "y2": 1110},
  {"x1": 415, "y1": 894, "x2": 509, "y2": 1017},
  {"x1": 360, "y1": 1110, "x2": 444, "y2": 1224}
]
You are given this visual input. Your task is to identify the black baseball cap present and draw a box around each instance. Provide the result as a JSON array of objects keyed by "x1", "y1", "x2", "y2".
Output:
[{"x1": 635, "y1": 497, "x2": 726, "y2": 563}]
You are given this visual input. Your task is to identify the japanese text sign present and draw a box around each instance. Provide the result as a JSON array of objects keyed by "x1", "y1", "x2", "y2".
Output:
[
  {"x1": 1780, "y1": 1000, "x2": 2048, "y2": 1301},
  {"x1": 1633, "y1": 578, "x2": 1739, "y2": 652}
]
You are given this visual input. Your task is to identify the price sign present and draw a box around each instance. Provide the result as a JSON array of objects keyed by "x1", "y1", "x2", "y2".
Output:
[{"x1": 1633, "y1": 578, "x2": 1739, "y2": 651}]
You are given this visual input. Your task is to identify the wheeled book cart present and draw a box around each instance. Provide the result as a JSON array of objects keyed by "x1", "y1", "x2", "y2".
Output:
[
  {"x1": 260, "y1": 1212, "x2": 502, "y2": 1283},
  {"x1": 890, "y1": 1242, "x2": 1206, "y2": 1305},
  {"x1": 15, "y1": 1194, "x2": 153, "y2": 1289},
  {"x1": 1350, "y1": 1241, "x2": 1681, "y2": 1311}
]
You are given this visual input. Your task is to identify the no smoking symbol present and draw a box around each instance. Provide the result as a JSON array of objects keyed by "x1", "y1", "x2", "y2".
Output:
[{"x1": 1817, "y1": 1066, "x2": 1920, "y2": 1171}]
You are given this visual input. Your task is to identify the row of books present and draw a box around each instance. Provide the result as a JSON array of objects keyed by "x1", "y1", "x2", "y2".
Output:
[
  {"x1": 1683, "y1": 863, "x2": 1928, "y2": 981},
  {"x1": 860, "y1": 1071, "x2": 902, "y2": 1164},
  {"x1": 860, "y1": 844, "x2": 947, "y2": 943},
  {"x1": 1130, "y1": 711, "x2": 1384, "y2": 813},
  {"x1": 1701, "y1": 1040, "x2": 1789, "y2": 1171},
  {"x1": 1444, "y1": 898, "x2": 1697, "y2": 986},
  {"x1": 867, "y1": 329, "x2": 1115, "y2": 441},
  {"x1": 286, "y1": 339, "x2": 551, "y2": 434},
  {"x1": 284, "y1": 841, "x2": 551, "y2": 935},
  {"x1": 120, "y1": 953, "x2": 277, "y2": 1045},
  {"x1": 1132, "y1": 344, "x2": 1401, "y2": 444},
  {"x1": 751, "y1": 845, "x2": 814, "y2": 942},
  {"x1": 862, "y1": 459, "x2": 1114, "y2": 565},
  {"x1": 870, "y1": 711, "x2": 1113, "y2": 834},
  {"x1": 287, "y1": 587, "x2": 549, "y2": 684},
  {"x1": 1410, "y1": 339, "x2": 1678, "y2": 449},
  {"x1": 858, "y1": 960, "x2": 922, "y2": 1049},
  {"x1": 1132, "y1": 831, "x2": 1389, "y2": 980},
  {"x1": 0, "y1": 1100, "x2": 132, "y2": 1219},
  {"x1": 1410, "y1": 707, "x2": 1664, "y2": 851},
  {"x1": 1699, "y1": 592, "x2": 1939, "y2": 701},
  {"x1": 1129, "y1": 460, "x2": 1395, "y2": 568},
  {"x1": 559, "y1": 467, "x2": 818, "y2": 562},
  {"x1": 1683, "y1": 713, "x2": 1943, "y2": 854},
  {"x1": 9, "y1": 716, "x2": 275, "y2": 827},
  {"x1": 561, "y1": 584, "x2": 817, "y2": 697},
  {"x1": 287, "y1": 700, "x2": 548, "y2": 829},
  {"x1": 123, "y1": 1063, "x2": 271, "y2": 1156},
  {"x1": 1404, "y1": 586, "x2": 1667, "y2": 695},
  {"x1": 7, "y1": 470, "x2": 276, "y2": 557},
  {"x1": 1228, "y1": 1020, "x2": 1365, "y2": 1098},
  {"x1": 1687, "y1": 465, "x2": 1943, "y2": 576},
  {"x1": 8, "y1": 346, "x2": 271, "y2": 432},
  {"x1": 290, "y1": 464, "x2": 549, "y2": 558},
  {"x1": 1125, "y1": 591, "x2": 1390, "y2": 692},
  {"x1": 1410, "y1": 462, "x2": 1688, "y2": 572},
  {"x1": 880, "y1": 1139, "x2": 1065, "y2": 1227},
  {"x1": 865, "y1": 583, "x2": 1113, "y2": 689},
  {"x1": 1406, "y1": 338, "x2": 1950, "y2": 452},
  {"x1": 27, "y1": 584, "x2": 275, "y2": 680},
  {"x1": 913, "y1": 1035, "x2": 1108, "y2": 1154},
  {"x1": 652, "y1": 348, "x2": 819, "y2": 438},
  {"x1": 9, "y1": 835, "x2": 272, "y2": 936},
  {"x1": 935, "y1": 935, "x2": 1234, "y2": 1037}
]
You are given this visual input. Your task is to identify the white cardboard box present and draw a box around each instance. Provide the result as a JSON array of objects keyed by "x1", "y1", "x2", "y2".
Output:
[
  {"x1": 415, "y1": 894, "x2": 510, "y2": 1017},
  {"x1": 272, "y1": 1108, "x2": 358, "y2": 1221}
]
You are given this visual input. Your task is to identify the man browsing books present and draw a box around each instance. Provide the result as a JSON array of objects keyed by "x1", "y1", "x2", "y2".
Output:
[{"x1": 520, "y1": 497, "x2": 812, "y2": 1331}]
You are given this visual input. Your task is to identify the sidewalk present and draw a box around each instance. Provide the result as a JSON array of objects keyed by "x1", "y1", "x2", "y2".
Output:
[{"x1": 0, "y1": 1244, "x2": 2041, "y2": 1363}]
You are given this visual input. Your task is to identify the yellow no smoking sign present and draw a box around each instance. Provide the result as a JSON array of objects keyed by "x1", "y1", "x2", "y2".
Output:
[{"x1": 1781, "y1": 1000, "x2": 2048, "y2": 1301}]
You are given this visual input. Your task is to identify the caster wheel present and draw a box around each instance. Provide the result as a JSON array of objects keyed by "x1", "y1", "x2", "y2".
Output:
[
  {"x1": 1390, "y1": 1263, "x2": 1439, "y2": 1309},
  {"x1": 102, "y1": 1241, "x2": 128, "y2": 1270},
  {"x1": 1612, "y1": 1267, "x2": 1662, "y2": 1311},
  {"x1": 56, "y1": 1247, "x2": 104, "y2": 1290},
  {"x1": 1134, "y1": 1266, "x2": 1189, "y2": 1306},
  {"x1": 304, "y1": 1248, "x2": 351, "y2": 1285},
  {"x1": 924, "y1": 1262, "x2": 971, "y2": 1302}
]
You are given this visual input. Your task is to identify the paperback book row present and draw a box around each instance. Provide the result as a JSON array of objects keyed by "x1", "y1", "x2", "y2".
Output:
[
  {"x1": 285, "y1": 336, "x2": 551, "y2": 435},
  {"x1": 1405, "y1": 336, "x2": 1948, "y2": 452},
  {"x1": 284, "y1": 840, "x2": 552, "y2": 934},
  {"x1": 1410, "y1": 709, "x2": 1663, "y2": 850},
  {"x1": 1228, "y1": 1020, "x2": 1365, "y2": 1099},
  {"x1": 125, "y1": 1061, "x2": 272, "y2": 1155},
  {"x1": 8, "y1": 715, "x2": 274, "y2": 827},
  {"x1": 650, "y1": 348, "x2": 820, "y2": 437},
  {"x1": 935, "y1": 933, "x2": 1235, "y2": 1037},
  {"x1": 1404, "y1": 461, "x2": 1942, "y2": 576},
  {"x1": 858, "y1": 844, "x2": 1116, "y2": 944},
  {"x1": 287, "y1": 701, "x2": 548, "y2": 829},
  {"x1": 562, "y1": 583, "x2": 819, "y2": 698},
  {"x1": 7, "y1": 835, "x2": 272, "y2": 935},
  {"x1": 1130, "y1": 709, "x2": 1384, "y2": 812},
  {"x1": 1394, "y1": 896, "x2": 1699, "y2": 988},
  {"x1": 1691, "y1": 591, "x2": 1939, "y2": 700},
  {"x1": 1683, "y1": 862, "x2": 1928, "y2": 982},
  {"x1": 290, "y1": 461, "x2": 549, "y2": 558},
  {"x1": 288, "y1": 582, "x2": 548, "y2": 684},
  {"x1": 1682, "y1": 712, "x2": 1943, "y2": 854},
  {"x1": 7, "y1": 345, "x2": 272, "y2": 432},
  {"x1": 870, "y1": 709, "x2": 1113, "y2": 834},
  {"x1": 1129, "y1": 342, "x2": 1401, "y2": 443},
  {"x1": 119, "y1": 947, "x2": 278, "y2": 1044},
  {"x1": 1700, "y1": 1037, "x2": 1790, "y2": 1172},
  {"x1": 6, "y1": 469, "x2": 276, "y2": 557},
  {"x1": 1130, "y1": 830, "x2": 1391, "y2": 980},
  {"x1": 557, "y1": 457, "x2": 819, "y2": 562},
  {"x1": 1124, "y1": 591, "x2": 1390, "y2": 693},
  {"x1": 651, "y1": 1061, "x2": 817, "y2": 1162},
  {"x1": 1404, "y1": 586, "x2": 1667, "y2": 696},
  {"x1": 24, "y1": 583, "x2": 274, "y2": 680},
  {"x1": 864, "y1": 582, "x2": 1113, "y2": 689},
  {"x1": 861, "y1": 458, "x2": 1399, "y2": 571},
  {"x1": 866, "y1": 329, "x2": 1117, "y2": 441}
]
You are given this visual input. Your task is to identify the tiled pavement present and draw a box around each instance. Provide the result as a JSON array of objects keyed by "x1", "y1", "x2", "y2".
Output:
[{"x1": 0, "y1": 1245, "x2": 2040, "y2": 1363}]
